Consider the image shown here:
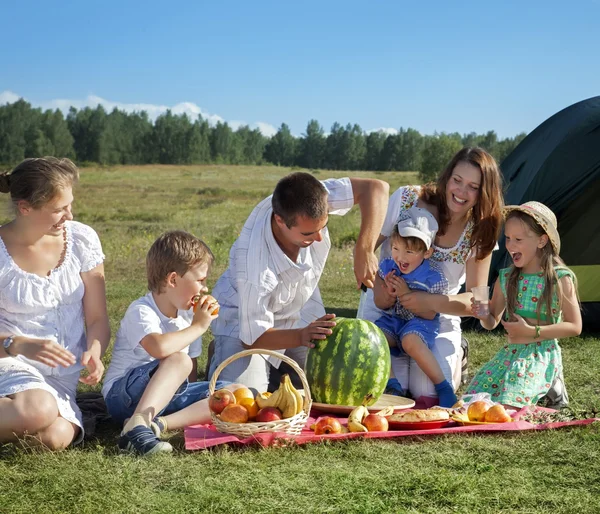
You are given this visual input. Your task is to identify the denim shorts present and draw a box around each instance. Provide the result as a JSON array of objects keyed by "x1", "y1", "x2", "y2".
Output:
[
  {"x1": 375, "y1": 314, "x2": 439, "y2": 352},
  {"x1": 104, "y1": 360, "x2": 232, "y2": 424}
]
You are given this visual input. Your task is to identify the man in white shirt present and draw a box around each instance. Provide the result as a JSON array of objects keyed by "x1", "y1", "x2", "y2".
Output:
[{"x1": 208, "y1": 172, "x2": 389, "y2": 392}]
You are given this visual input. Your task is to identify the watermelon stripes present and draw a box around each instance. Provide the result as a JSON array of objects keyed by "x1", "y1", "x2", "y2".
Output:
[{"x1": 305, "y1": 317, "x2": 391, "y2": 406}]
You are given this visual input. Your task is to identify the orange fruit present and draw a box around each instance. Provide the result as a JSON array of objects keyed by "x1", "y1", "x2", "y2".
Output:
[
  {"x1": 192, "y1": 295, "x2": 201, "y2": 312},
  {"x1": 238, "y1": 398, "x2": 259, "y2": 420},
  {"x1": 467, "y1": 400, "x2": 490, "y2": 422},
  {"x1": 233, "y1": 387, "x2": 255, "y2": 403},
  {"x1": 484, "y1": 404, "x2": 511, "y2": 423}
]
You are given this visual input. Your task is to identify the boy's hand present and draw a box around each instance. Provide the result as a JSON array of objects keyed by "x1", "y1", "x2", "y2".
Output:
[
  {"x1": 385, "y1": 272, "x2": 410, "y2": 297},
  {"x1": 192, "y1": 295, "x2": 220, "y2": 332},
  {"x1": 383, "y1": 271, "x2": 398, "y2": 296}
]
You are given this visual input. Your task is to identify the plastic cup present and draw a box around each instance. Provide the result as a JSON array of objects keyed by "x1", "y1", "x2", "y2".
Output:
[{"x1": 471, "y1": 286, "x2": 490, "y2": 316}]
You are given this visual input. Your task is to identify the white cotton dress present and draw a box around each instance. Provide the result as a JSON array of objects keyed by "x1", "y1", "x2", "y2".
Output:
[
  {"x1": 0, "y1": 221, "x2": 105, "y2": 439},
  {"x1": 359, "y1": 186, "x2": 477, "y2": 399}
]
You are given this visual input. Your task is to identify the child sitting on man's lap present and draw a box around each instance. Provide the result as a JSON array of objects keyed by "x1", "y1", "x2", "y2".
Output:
[
  {"x1": 102, "y1": 230, "x2": 241, "y2": 455},
  {"x1": 372, "y1": 207, "x2": 456, "y2": 407}
]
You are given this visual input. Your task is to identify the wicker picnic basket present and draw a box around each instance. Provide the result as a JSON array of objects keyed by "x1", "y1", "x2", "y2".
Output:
[{"x1": 208, "y1": 348, "x2": 312, "y2": 437}]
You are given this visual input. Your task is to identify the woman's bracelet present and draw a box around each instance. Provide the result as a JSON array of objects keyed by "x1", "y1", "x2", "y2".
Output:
[{"x1": 534, "y1": 325, "x2": 541, "y2": 340}]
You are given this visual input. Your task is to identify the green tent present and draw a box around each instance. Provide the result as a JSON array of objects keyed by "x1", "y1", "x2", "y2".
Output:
[{"x1": 491, "y1": 96, "x2": 600, "y2": 327}]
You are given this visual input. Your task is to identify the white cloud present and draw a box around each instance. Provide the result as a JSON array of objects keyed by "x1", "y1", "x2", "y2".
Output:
[
  {"x1": 0, "y1": 90, "x2": 277, "y2": 137},
  {"x1": 368, "y1": 127, "x2": 398, "y2": 135},
  {"x1": 0, "y1": 90, "x2": 21, "y2": 105},
  {"x1": 254, "y1": 122, "x2": 277, "y2": 137}
]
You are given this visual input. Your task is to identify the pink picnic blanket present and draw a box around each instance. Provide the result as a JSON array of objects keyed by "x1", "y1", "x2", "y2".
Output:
[{"x1": 184, "y1": 406, "x2": 598, "y2": 450}]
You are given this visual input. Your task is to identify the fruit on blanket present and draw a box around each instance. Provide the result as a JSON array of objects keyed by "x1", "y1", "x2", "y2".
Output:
[
  {"x1": 238, "y1": 398, "x2": 259, "y2": 420},
  {"x1": 376, "y1": 406, "x2": 395, "y2": 417},
  {"x1": 209, "y1": 388, "x2": 236, "y2": 414},
  {"x1": 233, "y1": 387, "x2": 255, "y2": 403},
  {"x1": 220, "y1": 404, "x2": 249, "y2": 423},
  {"x1": 347, "y1": 394, "x2": 372, "y2": 433},
  {"x1": 278, "y1": 374, "x2": 303, "y2": 418},
  {"x1": 255, "y1": 407, "x2": 283, "y2": 422},
  {"x1": 255, "y1": 374, "x2": 303, "y2": 418},
  {"x1": 484, "y1": 404, "x2": 511, "y2": 423},
  {"x1": 467, "y1": 401, "x2": 490, "y2": 422},
  {"x1": 314, "y1": 416, "x2": 342, "y2": 435},
  {"x1": 306, "y1": 318, "x2": 390, "y2": 406},
  {"x1": 363, "y1": 413, "x2": 389, "y2": 432}
]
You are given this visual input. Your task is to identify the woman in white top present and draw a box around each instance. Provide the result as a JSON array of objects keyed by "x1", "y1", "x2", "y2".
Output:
[
  {"x1": 360, "y1": 147, "x2": 504, "y2": 404},
  {"x1": 0, "y1": 157, "x2": 110, "y2": 449}
]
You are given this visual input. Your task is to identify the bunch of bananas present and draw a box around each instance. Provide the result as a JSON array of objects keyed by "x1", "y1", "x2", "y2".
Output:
[
  {"x1": 347, "y1": 394, "x2": 394, "y2": 432},
  {"x1": 255, "y1": 374, "x2": 304, "y2": 419}
]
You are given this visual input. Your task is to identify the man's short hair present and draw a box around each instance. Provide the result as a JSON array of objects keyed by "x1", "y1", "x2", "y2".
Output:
[
  {"x1": 271, "y1": 172, "x2": 328, "y2": 228},
  {"x1": 147, "y1": 230, "x2": 214, "y2": 293}
]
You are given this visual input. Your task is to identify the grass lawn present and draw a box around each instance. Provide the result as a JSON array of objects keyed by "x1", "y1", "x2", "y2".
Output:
[{"x1": 1, "y1": 164, "x2": 599, "y2": 514}]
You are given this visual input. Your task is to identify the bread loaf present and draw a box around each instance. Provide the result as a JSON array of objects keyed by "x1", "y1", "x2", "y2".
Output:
[{"x1": 388, "y1": 409, "x2": 450, "y2": 422}]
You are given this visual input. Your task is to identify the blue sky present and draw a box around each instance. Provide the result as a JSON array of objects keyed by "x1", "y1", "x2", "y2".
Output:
[{"x1": 1, "y1": 0, "x2": 598, "y2": 138}]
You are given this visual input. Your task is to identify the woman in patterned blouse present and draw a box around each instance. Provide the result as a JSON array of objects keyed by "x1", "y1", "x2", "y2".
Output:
[{"x1": 360, "y1": 147, "x2": 503, "y2": 404}]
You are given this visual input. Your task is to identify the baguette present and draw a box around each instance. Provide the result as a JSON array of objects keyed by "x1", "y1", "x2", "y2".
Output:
[{"x1": 388, "y1": 409, "x2": 450, "y2": 422}]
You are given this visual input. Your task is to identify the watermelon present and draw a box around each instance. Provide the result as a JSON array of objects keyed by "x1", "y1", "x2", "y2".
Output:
[{"x1": 305, "y1": 317, "x2": 391, "y2": 406}]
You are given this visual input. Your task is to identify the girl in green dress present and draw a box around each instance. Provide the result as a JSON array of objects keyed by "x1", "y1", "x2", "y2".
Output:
[{"x1": 466, "y1": 201, "x2": 581, "y2": 408}]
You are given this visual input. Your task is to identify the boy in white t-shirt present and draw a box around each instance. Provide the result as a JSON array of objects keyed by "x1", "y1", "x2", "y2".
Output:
[{"x1": 102, "y1": 231, "x2": 239, "y2": 455}]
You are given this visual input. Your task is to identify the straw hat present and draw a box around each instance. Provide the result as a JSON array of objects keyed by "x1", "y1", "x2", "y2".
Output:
[{"x1": 503, "y1": 201, "x2": 560, "y2": 254}]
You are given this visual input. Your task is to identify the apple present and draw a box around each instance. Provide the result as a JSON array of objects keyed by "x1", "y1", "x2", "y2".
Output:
[
  {"x1": 255, "y1": 407, "x2": 283, "y2": 423},
  {"x1": 220, "y1": 404, "x2": 249, "y2": 423},
  {"x1": 313, "y1": 416, "x2": 342, "y2": 435},
  {"x1": 209, "y1": 388, "x2": 236, "y2": 414},
  {"x1": 362, "y1": 413, "x2": 389, "y2": 432},
  {"x1": 484, "y1": 404, "x2": 511, "y2": 423},
  {"x1": 467, "y1": 400, "x2": 490, "y2": 422}
]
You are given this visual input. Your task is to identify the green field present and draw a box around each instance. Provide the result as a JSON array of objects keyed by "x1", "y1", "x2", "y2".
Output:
[{"x1": 1, "y1": 165, "x2": 599, "y2": 514}]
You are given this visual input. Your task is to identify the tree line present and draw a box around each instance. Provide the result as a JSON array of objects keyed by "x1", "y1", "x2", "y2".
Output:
[{"x1": 0, "y1": 99, "x2": 526, "y2": 181}]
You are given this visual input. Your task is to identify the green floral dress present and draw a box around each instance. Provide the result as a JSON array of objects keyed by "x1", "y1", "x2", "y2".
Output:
[{"x1": 465, "y1": 267, "x2": 573, "y2": 407}]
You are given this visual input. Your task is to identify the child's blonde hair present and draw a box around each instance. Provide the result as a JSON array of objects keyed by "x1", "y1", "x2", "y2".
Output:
[
  {"x1": 147, "y1": 231, "x2": 214, "y2": 293},
  {"x1": 505, "y1": 211, "x2": 579, "y2": 323}
]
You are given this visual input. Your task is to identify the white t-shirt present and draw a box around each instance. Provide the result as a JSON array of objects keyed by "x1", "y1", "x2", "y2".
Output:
[
  {"x1": 211, "y1": 178, "x2": 354, "y2": 351},
  {"x1": 102, "y1": 292, "x2": 202, "y2": 397}
]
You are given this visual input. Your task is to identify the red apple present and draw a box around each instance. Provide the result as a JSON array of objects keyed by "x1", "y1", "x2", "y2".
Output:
[
  {"x1": 362, "y1": 413, "x2": 389, "y2": 432},
  {"x1": 313, "y1": 416, "x2": 342, "y2": 435},
  {"x1": 255, "y1": 407, "x2": 283, "y2": 422},
  {"x1": 208, "y1": 388, "x2": 235, "y2": 414}
]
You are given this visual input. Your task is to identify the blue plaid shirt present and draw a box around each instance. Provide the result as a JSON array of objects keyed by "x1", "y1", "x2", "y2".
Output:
[{"x1": 378, "y1": 258, "x2": 449, "y2": 320}]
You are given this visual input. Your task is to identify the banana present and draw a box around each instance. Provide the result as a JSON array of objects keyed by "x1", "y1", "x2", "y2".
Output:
[
  {"x1": 376, "y1": 406, "x2": 395, "y2": 417},
  {"x1": 255, "y1": 387, "x2": 283, "y2": 409},
  {"x1": 347, "y1": 404, "x2": 368, "y2": 432},
  {"x1": 347, "y1": 394, "x2": 375, "y2": 432},
  {"x1": 279, "y1": 375, "x2": 298, "y2": 419},
  {"x1": 287, "y1": 377, "x2": 304, "y2": 415},
  {"x1": 255, "y1": 375, "x2": 305, "y2": 418}
]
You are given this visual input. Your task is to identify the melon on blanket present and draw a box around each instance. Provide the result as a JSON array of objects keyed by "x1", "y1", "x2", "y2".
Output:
[{"x1": 305, "y1": 317, "x2": 390, "y2": 406}]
